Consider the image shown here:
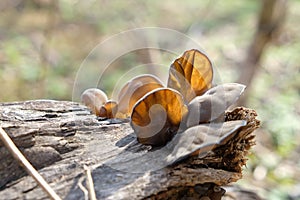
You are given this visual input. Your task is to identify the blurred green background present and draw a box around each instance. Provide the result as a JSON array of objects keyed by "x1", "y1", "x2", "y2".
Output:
[{"x1": 0, "y1": 0, "x2": 299, "y2": 199}]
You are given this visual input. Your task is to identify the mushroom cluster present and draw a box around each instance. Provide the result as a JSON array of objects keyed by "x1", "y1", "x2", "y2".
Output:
[{"x1": 81, "y1": 49, "x2": 246, "y2": 151}]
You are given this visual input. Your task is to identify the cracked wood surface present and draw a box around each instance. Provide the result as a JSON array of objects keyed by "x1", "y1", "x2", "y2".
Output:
[{"x1": 0, "y1": 100, "x2": 259, "y2": 199}]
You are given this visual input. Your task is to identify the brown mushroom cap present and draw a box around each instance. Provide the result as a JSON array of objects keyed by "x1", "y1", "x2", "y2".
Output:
[
  {"x1": 165, "y1": 120, "x2": 247, "y2": 165},
  {"x1": 117, "y1": 74, "x2": 164, "y2": 118},
  {"x1": 186, "y1": 83, "x2": 246, "y2": 128},
  {"x1": 81, "y1": 88, "x2": 108, "y2": 116},
  {"x1": 99, "y1": 100, "x2": 118, "y2": 119},
  {"x1": 167, "y1": 49, "x2": 213, "y2": 102},
  {"x1": 131, "y1": 88, "x2": 188, "y2": 146}
]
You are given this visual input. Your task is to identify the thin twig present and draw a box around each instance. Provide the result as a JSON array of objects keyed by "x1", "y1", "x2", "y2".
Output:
[
  {"x1": 78, "y1": 176, "x2": 89, "y2": 200},
  {"x1": 84, "y1": 165, "x2": 97, "y2": 200},
  {"x1": 0, "y1": 127, "x2": 62, "y2": 200}
]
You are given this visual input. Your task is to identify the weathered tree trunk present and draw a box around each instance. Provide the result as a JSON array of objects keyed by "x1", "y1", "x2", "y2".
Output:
[
  {"x1": 0, "y1": 100, "x2": 259, "y2": 199},
  {"x1": 237, "y1": 0, "x2": 288, "y2": 105}
]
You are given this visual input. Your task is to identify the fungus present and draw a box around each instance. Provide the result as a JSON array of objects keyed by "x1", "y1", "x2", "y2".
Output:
[
  {"x1": 186, "y1": 83, "x2": 246, "y2": 127},
  {"x1": 99, "y1": 100, "x2": 118, "y2": 119},
  {"x1": 166, "y1": 120, "x2": 247, "y2": 164},
  {"x1": 131, "y1": 88, "x2": 188, "y2": 146},
  {"x1": 117, "y1": 74, "x2": 164, "y2": 118},
  {"x1": 81, "y1": 88, "x2": 108, "y2": 116},
  {"x1": 167, "y1": 49, "x2": 213, "y2": 102}
]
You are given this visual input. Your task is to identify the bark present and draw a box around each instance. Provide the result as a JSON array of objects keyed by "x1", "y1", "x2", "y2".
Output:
[
  {"x1": 237, "y1": 0, "x2": 288, "y2": 105},
  {"x1": 0, "y1": 100, "x2": 259, "y2": 199}
]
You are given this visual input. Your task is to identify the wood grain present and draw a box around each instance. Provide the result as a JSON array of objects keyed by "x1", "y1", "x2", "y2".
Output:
[{"x1": 0, "y1": 100, "x2": 259, "y2": 199}]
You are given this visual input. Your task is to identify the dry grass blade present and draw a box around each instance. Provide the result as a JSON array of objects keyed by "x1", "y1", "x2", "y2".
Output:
[
  {"x1": 84, "y1": 165, "x2": 97, "y2": 200},
  {"x1": 0, "y1": 127, "x2": 62, "y2": 200}
]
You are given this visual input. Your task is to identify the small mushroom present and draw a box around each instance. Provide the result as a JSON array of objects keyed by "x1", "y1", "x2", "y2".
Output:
[
  {"x1": 167, "y1": 49, "x2": 213, "y2": 102},
  {"x1": 130, "y1": 88, "x2": 188, "y2": 146},
  {"x1": 81, "y1": 88, "x2": 108, "y2": 116},
  {"x1": 165, "y1": 120, "x2": 247, "y2": 165},
  {"x1": 117, "y1": 74, "x2": 164, "y2": 118},
  {"x1": 185, "y1": 83, "x2": 246, "y2": 128},
  {"x1": 99, "y1": 100, "x2": 118, "y2": 119}
]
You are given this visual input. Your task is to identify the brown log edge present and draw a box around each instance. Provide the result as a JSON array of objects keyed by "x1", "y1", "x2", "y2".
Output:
[{"x1": 0, "y1": 100, "x2": 260, "y2": 200}]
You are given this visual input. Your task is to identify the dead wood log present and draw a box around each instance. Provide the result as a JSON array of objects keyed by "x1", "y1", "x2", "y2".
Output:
[{"x1": 0, "y1": 100, "x2": 259, "y2": 199}]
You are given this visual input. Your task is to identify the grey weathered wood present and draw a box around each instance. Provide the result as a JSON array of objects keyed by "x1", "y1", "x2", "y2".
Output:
[{"x1": 0, "y1": 100, "x2": 259, "y2": 199}]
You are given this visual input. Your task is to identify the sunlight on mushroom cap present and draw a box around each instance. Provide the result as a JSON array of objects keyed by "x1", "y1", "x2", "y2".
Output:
[
  {"x1": 117, "y1": 74, "x2": 164, "y2": 118},
  {"x1": 99, "y1": 100, "x2": 118, "y2": 119},
  {"x1": 81, "y1": 88, "x2": 108, "y2": 116},
  {"x1": 131, "y1": 88, "x2": 188, "y2": 146},
  {"x1": 168, "y1": 49, "x2": 213, "y2": 102}
]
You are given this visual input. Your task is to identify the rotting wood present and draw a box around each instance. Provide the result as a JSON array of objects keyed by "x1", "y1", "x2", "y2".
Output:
[{"x1": 0, "y1": 100, "x2": 259, "y2": 199}]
